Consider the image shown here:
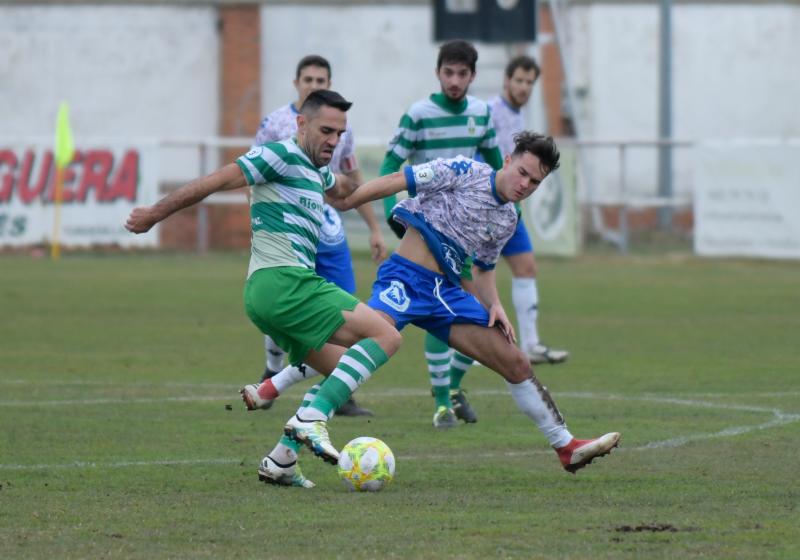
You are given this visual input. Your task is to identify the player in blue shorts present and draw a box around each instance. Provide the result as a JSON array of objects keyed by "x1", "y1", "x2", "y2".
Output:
[{"x1": 247, "y1": 132, "x2": 620, "y2": 485}]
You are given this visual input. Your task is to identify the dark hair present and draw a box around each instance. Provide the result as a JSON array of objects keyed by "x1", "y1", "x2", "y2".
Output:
[
  {"x1": 437, "y1": 40, "x2": 478, "y2": 73},
  {"x1": 296, "y1": 54, "x2": 331, "y2": 80},
  {"x1": 505, "y1": 55, "x2": 540, "y2": 80},
  {"x1": 512, "y1": 132, "x2": 560, "y2": 174},
  {"x1": 299, "y1": 89, "x2": 352, "y2": 116}
]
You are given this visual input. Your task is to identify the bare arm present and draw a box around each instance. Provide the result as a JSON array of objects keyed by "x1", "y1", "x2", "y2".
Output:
[
  {"x1": 126, "y1": 163, "x2": 247, "y2": 234},
  {"x1": 330, "y1": 172, "x2": 408, "y2": 212},
  {"x1": 325, "y1": 172, "x2": 358, "y2": 200},
  {"x1": 474, "y1": 267, "x2": 516, "y2": 344},
  {"x1": 344, "y1": 168, "x2": 387, "y2": 262}
]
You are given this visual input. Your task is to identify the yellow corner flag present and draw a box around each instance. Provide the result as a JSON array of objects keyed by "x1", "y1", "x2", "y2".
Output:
[
  {"x1": 52, "y1": 101, "x2": 75, "y2": 259},
  {"x1": 55, "y1": 101, "x2": 75, "y2": 169}
]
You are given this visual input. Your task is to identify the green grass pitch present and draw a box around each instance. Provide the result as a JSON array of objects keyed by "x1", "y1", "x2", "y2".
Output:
[{"x1": 1, "y1": 251, "x2": 799, "y2": 559}]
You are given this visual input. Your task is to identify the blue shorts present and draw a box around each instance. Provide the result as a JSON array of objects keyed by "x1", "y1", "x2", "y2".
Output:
[
  {"x1": 367, "y1": 254, "x2": 489, "y2": 344},
  {"x1": 316, "y1": 242, "x2": 356, "y2": 294},
  {"x1": 501, "y1": 219, "x2": 534, "y2": 257}
]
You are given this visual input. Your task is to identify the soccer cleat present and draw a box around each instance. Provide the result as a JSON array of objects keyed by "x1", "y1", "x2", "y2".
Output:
[
  {"x1": 336, "y1": 397, "x2": 374, "y2": 417},
  {"x1": 527, "y1": 343, "x2": 569, "y2": 365},
  {"x1": 258, "y1": 456, "x2": 315, "y2": 488},
  {"x1": 284, "y1": 415, "x2": 339, "y2": 465},
  {"x1": 556, "y1": 432, "x2": 621, "y2": 474},
  {"x1": 449, "y1": 389, "x2": 477, "y2": 423},
  {"x1": 432, "y1": 406, "x2": 459, "y2": 429},
  {"x1": 239, "y1": 384, "x2": 274, "y2": 411}
]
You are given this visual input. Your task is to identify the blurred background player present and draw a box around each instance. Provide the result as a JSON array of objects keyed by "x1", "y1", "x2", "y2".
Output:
[
  {"x1": 253, "y1": 55, "x2": 386, "y2": 417},
  {"x1": 378, "y1": 39, "x2": 504, "y2": 429},
  {"x1": 485, "y1": 56, "x2": 569, "y2": 364}
]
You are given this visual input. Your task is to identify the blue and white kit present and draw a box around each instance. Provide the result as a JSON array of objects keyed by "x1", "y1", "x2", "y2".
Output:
[
  {"x1": 254, "y1": 103, "x2": 358, "y2": 293},
  {"x1": 368, "y1": 156, "x2": 519, "y2": 343}
]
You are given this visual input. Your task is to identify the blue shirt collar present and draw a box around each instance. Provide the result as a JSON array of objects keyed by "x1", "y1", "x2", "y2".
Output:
[{"x1": 490, "y1": 171, "x2": 507, "y2": 204}]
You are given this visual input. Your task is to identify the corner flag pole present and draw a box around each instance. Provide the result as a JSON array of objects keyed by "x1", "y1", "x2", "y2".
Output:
[{"x1": 52, "y1": 101, "x2": 75, "y2": 260}]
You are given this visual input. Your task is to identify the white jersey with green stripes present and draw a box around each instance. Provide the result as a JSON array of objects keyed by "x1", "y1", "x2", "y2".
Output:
[
  {"x1": 235, "y1": 138, "x2": 336, "y2": 278},
  {"x1": 385, "y1": 94, "x2": 497, "y2": 164}
]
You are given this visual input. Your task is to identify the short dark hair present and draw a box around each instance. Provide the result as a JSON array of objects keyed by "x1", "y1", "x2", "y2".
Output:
[
  {"x1": 512, "y1": 132, "x2": 560, "y2": 175},
  {"x1": 296, "y1": 54, "x2": 331, "y2": 80},
  {"x1": 299, "y1": 89, "x2": 352, "y2": 116},
  {"x1": 437, "y1": 40, "x2": 478, "y2": 73},
  {"x1": 505, "y1": 55, "x2": 540, "y2": 80}
]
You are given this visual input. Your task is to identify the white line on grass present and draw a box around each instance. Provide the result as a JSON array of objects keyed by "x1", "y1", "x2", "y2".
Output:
[{"x1": 1, "y1": 393, "x2": 798, "y2": 472}]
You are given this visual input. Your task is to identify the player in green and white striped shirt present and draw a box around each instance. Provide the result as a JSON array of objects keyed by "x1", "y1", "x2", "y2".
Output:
[
  {"x1": 379, "y1": 40, "x2": 504, "y2": 429},
  {"x1": 125, "y1": 90, "x2": 402, "y2": 487}
]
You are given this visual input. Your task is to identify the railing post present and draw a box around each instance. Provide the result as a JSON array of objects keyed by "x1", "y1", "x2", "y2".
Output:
[
  {"x1": 619, "y1": 142, "x2": 629, "y2": 254},
  {"x1": 197, "y1": 141, "x2": 209, "y2": 254}
]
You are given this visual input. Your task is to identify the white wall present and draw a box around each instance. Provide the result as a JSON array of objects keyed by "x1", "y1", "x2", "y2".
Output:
[
  {"x1": 259, "y1": 4, "x2": 526, "y2": 146},
  {"x1": 0, "y1": 5, "x2": 219, "y2": 183}
]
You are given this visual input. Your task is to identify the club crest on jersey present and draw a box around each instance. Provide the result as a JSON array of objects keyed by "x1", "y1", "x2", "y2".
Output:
[
  {"x1": 441, "y1": 244, "x2": 462, "y2": 275},
  {"x1": 467, "y1": 117, "x2": 476, "y2": 135},
  {"x1": 414, "y1": 165, "x2": 434, "y2": 185},
  {"x1": 379, "y1": 280, "x2": 410, "y2": 312}
]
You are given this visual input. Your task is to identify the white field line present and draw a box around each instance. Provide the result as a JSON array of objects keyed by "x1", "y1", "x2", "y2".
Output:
[{"x1": 1, "y1": 392, "x2": 798, "y2": 472}]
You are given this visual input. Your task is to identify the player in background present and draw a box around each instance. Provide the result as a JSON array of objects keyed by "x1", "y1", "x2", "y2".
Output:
[
  {"x1": 378, "y1": 39, "x2": 504, "y2": 430},
  {"x1": 249, "y1": 132, "x2": 620, "y2": 487},
  {"x1": 485, "y1": 56, "x2": 569, "y2": 362},
  {"x1": 252, "y1": 55, "x2": 386, "y2": 417},
  {"x1": 127, "y1": 90, "x2": 402, "y2": 489}
]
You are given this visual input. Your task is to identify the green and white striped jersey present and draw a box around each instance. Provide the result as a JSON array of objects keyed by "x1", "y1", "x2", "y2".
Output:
[
  {"x1": 235, "y1": 138, "x2": 336, "y2": 277},
  {"x1": 385, "y1": 93, "x2": 498, "y2": 165}
]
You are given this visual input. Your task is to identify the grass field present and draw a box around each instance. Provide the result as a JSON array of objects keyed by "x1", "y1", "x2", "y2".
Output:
[{"x1": 1, "y1": 251, "x2": 799, "y2": 559}]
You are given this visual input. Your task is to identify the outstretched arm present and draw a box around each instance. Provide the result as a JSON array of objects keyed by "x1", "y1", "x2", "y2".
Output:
[
  {"x1": 331, "y1": 172, "x2": 408, "y2": 213},
  {"x1": 343, "y1": 168, "x2": 387, "y2": 262},
  {"x1": 126, "y1": 163, "x2": 247, "y2": 234}
]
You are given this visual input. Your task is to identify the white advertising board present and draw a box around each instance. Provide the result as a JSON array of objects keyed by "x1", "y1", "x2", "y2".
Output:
[
  {"x1": 694, "y1": 144, "x2": 800, "y2": 259},
  {"x1": 0, "y1": 142, "x2": 159, "y2": 248}
]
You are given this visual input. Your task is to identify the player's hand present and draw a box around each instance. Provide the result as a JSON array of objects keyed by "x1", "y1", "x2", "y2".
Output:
[
  {"x1": 387, "y1": 216, "x2": 406, "y2": 239},
  {"x1": 125, "y1": 206, "x2": 161, "y2": 234},
  {"x1": 487, "y1": 304, "x2": 516, "y2": 345},
  {"x1": 369, "y1": 230, "x2": 387, "y2": 263}
]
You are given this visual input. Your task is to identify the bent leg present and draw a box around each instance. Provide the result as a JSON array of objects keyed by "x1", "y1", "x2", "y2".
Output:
[{"x1": 448, "y1": 323, "x2": 572, "y2": 448}]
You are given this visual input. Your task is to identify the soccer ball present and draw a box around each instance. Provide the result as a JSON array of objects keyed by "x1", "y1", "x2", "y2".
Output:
[{"x1": 337, "y1": 437, "x2": 395, "y2": 492}]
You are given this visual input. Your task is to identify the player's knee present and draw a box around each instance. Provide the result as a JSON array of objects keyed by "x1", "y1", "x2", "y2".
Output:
[
  {"x1": 377, "y1": 325, "x2": 403, "y2": 357},
  {"x1": 505, "y1": 349, "x2": 532, "y2": 382}
]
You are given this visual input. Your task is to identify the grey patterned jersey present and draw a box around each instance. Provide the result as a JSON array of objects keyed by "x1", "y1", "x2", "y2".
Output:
[
  {"x1": 393, "y1": 156, "x2": 518, "y2": 284},
  {"x1": 487, "y1": 95, "x2": 524, "y2": 157}
]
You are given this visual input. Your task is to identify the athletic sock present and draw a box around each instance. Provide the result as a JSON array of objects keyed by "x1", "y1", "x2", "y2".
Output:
[
  {"x1": 257, "y1": 378, "x2": 279, "y2": 400},
  {"x1": 264, "y1": 335, "x2": 286, "y2": 372},
  {"x1": 512, "y1": 277, "x2": 540, "y2": 352},
  {"x1": 449, "y1": 351, "x2": 474, "y2": 391},
  {"x1": 425, "y1": 333, "x2": 452, "y2": 408},
  {"x1": 505, "y1": 378, "x2": 573, "y2": 448},
  {"x1": 304, "y1": 339, "x2": 388, "y2": 420},
  {"x1": 269, "y1": 363, "x2": 321, "y2": 395},
  {"x1": 269, "y1": 436, "x2": 302, "y2": 465}
]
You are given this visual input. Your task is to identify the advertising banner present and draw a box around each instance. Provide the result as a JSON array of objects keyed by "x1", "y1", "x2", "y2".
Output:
[
  {"x1": 695, "y1": 144, "x2": 800, "y2": 259},
  {"x1": 0, "y1": 142, "x2": 159, "y2": 248}
]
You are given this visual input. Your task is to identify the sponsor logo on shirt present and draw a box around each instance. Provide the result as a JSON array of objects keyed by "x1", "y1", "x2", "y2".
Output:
[
  {"x1": 245, "y1": 147, "x2": 263, "y2": 159},
  {"x1": 300, "y1": 197, "x2": 322, "y2": 212},
  {"x1": 447, "y1": 160, "x2": 473, "y2": 176}
]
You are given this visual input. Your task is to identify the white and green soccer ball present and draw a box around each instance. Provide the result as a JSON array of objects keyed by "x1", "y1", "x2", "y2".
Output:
[{"x1": 337, "y1": 437, "x2": 395, "y2": 492}]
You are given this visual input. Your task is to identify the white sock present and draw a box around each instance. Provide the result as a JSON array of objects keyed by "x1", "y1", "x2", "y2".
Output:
[
  {"x1": 264, "y1": 335, "x2": 286, "y2": 372},
  {"x1": 506, "y1": 378, "x2": 573, "y2": 448},
  {"x1": 272, "y1": 363, "x2": 322, "y2": 394},
  {"x1": 268, "y1": 441, "x2": 298, "y2": 465},
  {"x1": 512, "y1": 277, "x2": 540, "y2": 352}
]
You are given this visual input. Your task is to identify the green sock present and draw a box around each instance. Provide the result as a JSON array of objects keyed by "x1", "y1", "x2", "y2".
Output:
[
  {"x1": 309, "y1": 339, "x2": 389, "y2": 418},
  {"x1": 449, "y1": 351, "x2": 474, "y2": 391},
  {"x1": 425, "y1": 332, "x2": 452, "y2": 409},
  {"x1": 279, "y1": 435, "x2": 302, "y2": 455}
]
